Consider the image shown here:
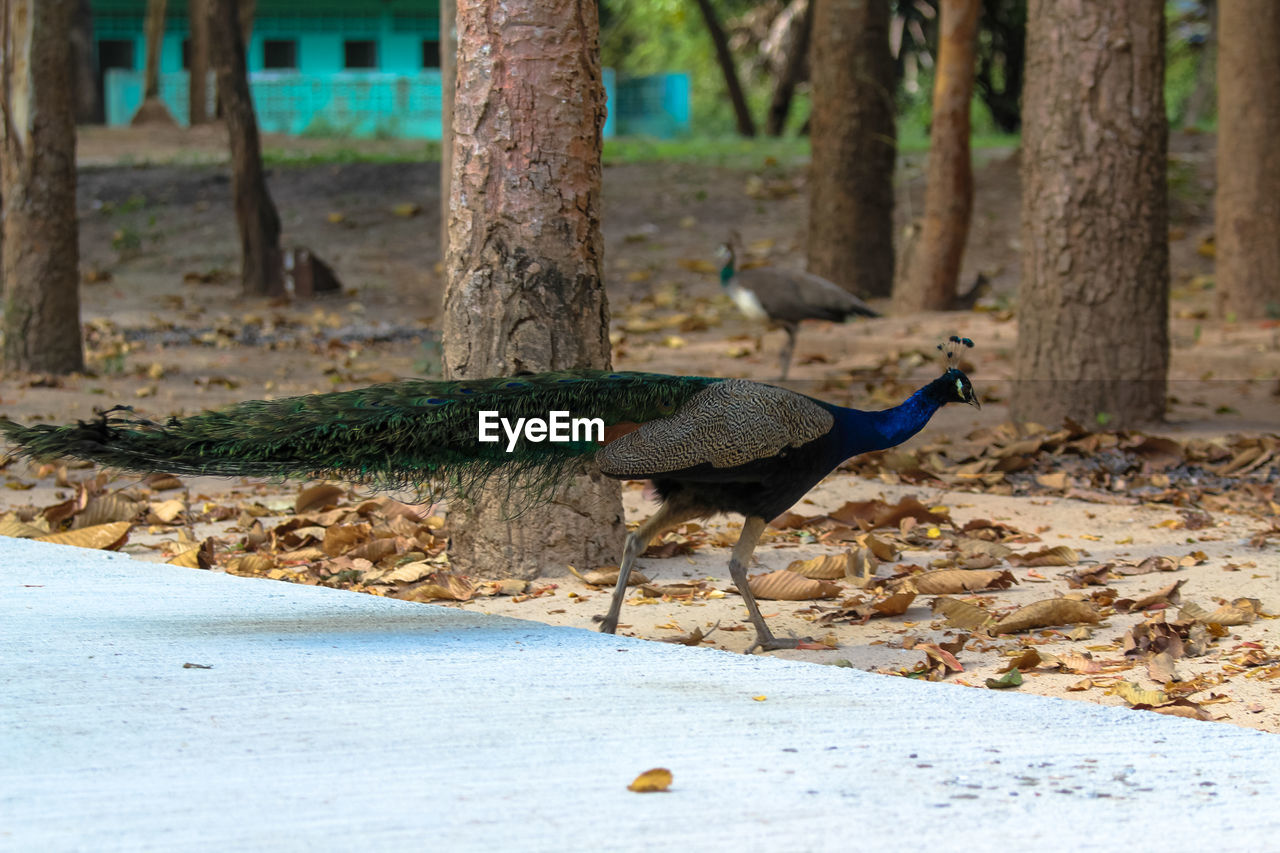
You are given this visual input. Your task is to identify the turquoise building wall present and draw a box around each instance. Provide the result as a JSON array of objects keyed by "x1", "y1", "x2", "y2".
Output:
[{"x1": 92, "y1": 0, "x2": 689, "y2": 139}]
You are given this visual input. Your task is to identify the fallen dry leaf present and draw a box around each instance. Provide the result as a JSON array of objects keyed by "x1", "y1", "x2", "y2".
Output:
[
  {"x1": 787, "y1": 552, "x2": 852, "y2": 580},
  {"x1": 569, "y1": 566, "x2": 651, "y2": 587},
  {"x1": 36, "y1": 520, "x2": 131, "y2": 551},
  {"x1": 748, "y1": 569, "x2": 842, "y2": 601},
  {"x1": 628, "y1": 768, "x2": 673, "y2": 793},
  {"x1": 907, "y1": 568, "x2": 1017, "y2": 595},
  {"x1": 295, "y1": 482, "x2": 345, "y2": 514},
  {"x1": 1115, "y1": 579, "x2": 1186, "y2": 613},
  {"x1": 1007, "y1": 545, "x2": 1078, "y2": 567},
  {"x1": 991, "y1": 598, "x2": 1100, "y2": 634},
  {"x1": 931, "y1": 597, "x2": 997, "y2": 632}
]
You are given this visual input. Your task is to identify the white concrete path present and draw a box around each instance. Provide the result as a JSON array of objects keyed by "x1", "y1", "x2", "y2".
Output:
[{"x1": 3, "y1": 537, "x2": 1279, "y2": 852}]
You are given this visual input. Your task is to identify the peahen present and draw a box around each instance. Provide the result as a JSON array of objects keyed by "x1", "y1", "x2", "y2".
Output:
[
  {"x1": 717, "y1": 242, "x2": 879, "y2": 380},
  {"x1": 0, "y1": 337, "x2": 979, "y2": 653}
]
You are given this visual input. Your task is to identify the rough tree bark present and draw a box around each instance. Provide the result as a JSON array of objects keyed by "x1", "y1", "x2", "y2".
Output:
[
  {"x1": 1214, "y1": 0, "x2": 1280, "y2": 319},
  {"x1": 894, "y1": 0, "x2": 980, "y2": 312},
  {"x1": 132, "y1": 0, "x2": 177, "y2": 125},
  {"x1": 188, "y1": 0, "x2": 209, "y2": 125},
  {"x1": 1, "y1": 0, "x2": 85, "y2": 375},
  {"x1": 1014, "y1": 0, "x2": 1168, "y2": 427},
  {"x1": 442, "y1": 0, "x2": 623, "y2": 579},
  {"x1": 808, "y1": 0, "x2": 896, "y2": 298},
  {"x1": 439, "y1": 0, "x2": 455, "y2": 266},
  {"x1": 764, "y1": 0, "x2": 811, "y2": 137},
  {"x1": 693, "y1": 0, "x2": 756, "y2": 137},
  {"x1": 69, "y1": 0, "x2": 97, "y2": 123},
  {"x1": 209, "y1": 0, "x2": 281, "y2": 296}
]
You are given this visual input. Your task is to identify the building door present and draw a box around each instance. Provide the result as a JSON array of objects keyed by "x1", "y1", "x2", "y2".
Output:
[{"x1": 95, "y1": 39, "x2": 136, "y2": 124}]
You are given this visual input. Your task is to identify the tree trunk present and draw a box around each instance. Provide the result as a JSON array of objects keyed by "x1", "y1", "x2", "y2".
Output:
[
  {"x1": 1214, "y1": 0, "x2": 1280, "y2": 320},
  {"x1": 442, "y1": 0, "x2": 623, "y2": 579},
  {"x1": 894, "y1": 0, "x2": 979, "y2": 312},
  {"x1": 237, "y1": 0, "x2": 255, "y2": 43},
  {"x1": 1, "y1": 0, "x2": 85, "y2": 375},
  {"x1": 132, "y1": 0, "x2": 177, "y2": 125},
  {"x1": 69, "y1": 0, "x2": 97, "y2": 124},
  {"x1": 1013, "y1": 0, "x2": 1168, "y2": 427},
  {"x1": 808, "y1": 0, "x2": 896, "y2": 298},
  {"x1": 439, "y1": 0, "x2": 455, "y2": 268},
  {"x1": 693, "y1": 0, "x2": 756, "y2": 137},
  {"x1": 188, "y1": 0, "x2": 210, "y2": 125},
  {"x1": 208, "y1": 0, "x2": 281, "y2": 296},
  {"x1": 764, "y1": 0, "x2": 812, "y2": 137},
  {"x1": 143, "y1": 0, "x2": 166, "y2": 98}
]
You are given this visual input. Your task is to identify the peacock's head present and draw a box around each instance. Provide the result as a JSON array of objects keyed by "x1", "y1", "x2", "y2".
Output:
[{"x1": 932, "y1": 336, "x2": 980, "y2": 408}]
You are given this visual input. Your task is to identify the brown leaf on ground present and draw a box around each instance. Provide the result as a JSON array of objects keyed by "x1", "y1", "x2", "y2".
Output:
[
  {"x1": 474, "y1": 578, "x2": 529, "y2": 597},
  {"x1": 872, "y1": 591, "x2": 917, "y2": 616},
  {"x1": 1000, "y1": 648, "x2": 1042, "y2": 672},
  {"x1": 906, "y1": 569, "x2": 1017, "y2": 595},
  {"x1": 960, "y1": 518, "x2": 1040, "y2": 544},
  {"x1": 787, "y1": 552, "x2": 852, "y2": 580},
  {"x1": 1121, "y1": 613, "x2": 1189, "y2": 659},
  {"x1": 403, "y1": 571, "x2": 474, "y2": 602},
  {"x1": 569, "y1": 566, "x2": 651, "y2": 587},
  {"x1": 322, "y1": 523, "x2": 372, "y2": 557},
  {"x1": 1114, "y1": 555, "x2": 1179, "y2": 575},
  {"x1": 1115, "y1": 579, "x2": 1185, "y2": 613},
  {"x1": 1114, "y1": 681, "x2": 1170, "y2": 707},
  {"x1": 1147, "y1": 651, "x2": 1182, "y2": 684},
  {"x1": 639, "y1": 581, "x2": 708, "y2": 599},
  {"x1": 1063, "y1": 565, "x2": 1115, "y2": 588},
  {"x1": 991, "y1": 598, "x2": 1100, "y2": 634},
  {"x1": 628, "y1": 768, "x2": 673, "y2": 793},
  {"x1": 1007, "y1": 545, "x2": 1079, "y2": 567},
  {"x1": 828, "y1": 496, "x2": 950, "y2": 530},
  {"x1": 932, "y1": 597, "x2": 997, "y2": 632},
  {"x1": 748, "y1": 569, "x2": 842, "y2": 601},
  {"x1": 860, "y1": 533, "x2": 899, "y2": 562},
  {"x1": 1202, "y1": 598, "x2": 1262, "y2": 626},
  {"x1": 1134, "y1": 698, "x2": 1214, "y2": 721},
  {"x1": 642, "y1": 539, "x2": 696, "y2": 558},
  {"x1": 36, "y1": 520, "x2": 131, "y2": 551},
  {"x1": 295, "y1": 482, "x2": 345, "y2": 514},
  {"x1": 659, "y1": 624, "x2": 716, "y2": 646},
  {"x1": 75, "y1": 493, "x2": 141, "y2": 528},
  {"x1": 845, "y1": 546, "x2": 881, "y2": 587}
]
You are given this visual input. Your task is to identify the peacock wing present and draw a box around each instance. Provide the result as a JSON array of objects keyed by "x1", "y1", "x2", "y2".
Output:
[{"x1": 596, "y1": 379, "x2": 834, "y2": 479}]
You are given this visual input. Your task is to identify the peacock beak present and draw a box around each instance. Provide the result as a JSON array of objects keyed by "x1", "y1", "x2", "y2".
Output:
[{"x1": 968, "y1": 395, "x2": 982, "y2": 410}]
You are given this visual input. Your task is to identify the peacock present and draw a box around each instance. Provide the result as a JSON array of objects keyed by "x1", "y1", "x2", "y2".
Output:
[
  {"x1": 0, "y1": 337, "x2": 979, "y2": 653},
  {"x1": 717, "y1": 242, "x2": 879, "y2": 380}
]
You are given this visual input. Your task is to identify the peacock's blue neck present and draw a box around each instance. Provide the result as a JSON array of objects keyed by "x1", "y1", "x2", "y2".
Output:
[
  {"x1": 827, "y1": 380, "x2": 947, "y2": 460},
  {"x1": 719, "y1": 262, "x2": 734, "y2": 287}
]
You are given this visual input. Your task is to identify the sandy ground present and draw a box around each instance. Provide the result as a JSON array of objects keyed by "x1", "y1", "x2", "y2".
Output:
[{"x1": 1, "y1": 127, "x2": 1277, "y2": 732}]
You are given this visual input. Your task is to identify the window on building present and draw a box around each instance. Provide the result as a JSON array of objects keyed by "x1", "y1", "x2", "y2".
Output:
[
  {"x1": 421, "y1": 39, "x2": 440, "y2": 68},
  {"x1": 263, "y1": 39, "x2": 298, "y2": 70},
  {"x1": 343, "y1": 40, "x2": 378, "y2": 70},
  {"x1": 97, "y1": 39, "x2": 135, "y2": 73}
]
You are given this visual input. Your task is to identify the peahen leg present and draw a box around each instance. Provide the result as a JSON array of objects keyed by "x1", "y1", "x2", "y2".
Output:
[
  {"x1": 778, "y1": 325, "x2": 798, "y2": 381},
  {"x1": 727, "y1": 516, "x2": 813, "y2": 653},
  {"x1": 597, "y1": 502, "x2": 700, "y2": 635}
]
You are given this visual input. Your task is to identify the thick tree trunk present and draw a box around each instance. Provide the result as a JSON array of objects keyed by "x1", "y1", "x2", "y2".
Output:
[
  {"x1": 1214, "y1": 0, "x2": 1280, "y2": 320},
  {"x1": 693, "y1": 0, "x2": 756, "y2": 137},
  {"x1": 764, "y1": 0, "x2": 811, "y2": 137},
  {"x1": 69, "y1": 0, "x2": 97, "y2": 124},
  {"x1": 1014, "y1": 0, "x2": 1168, "y2": 427},
  {"x1": 1, "y1": 0, "x2": 85, "y2": 375},
  {"x1": 442, "y1": 0, "x2": 623, "y2": 579},
  {"x1": 208, "y1": 0, "x2": 281, "y2": 296},
  {"x1": 188, "y1": 0, "x2": 210, "y2": 125},
  {"x1": 439, "y1": 0, "x2": 455, "y2": 267},
  {"x1": 894, "y1": 0, "x2": 979, "y2": 312},
  {"x1": 133, "y1": 0, "x2": 177, "y2": 125},
  {"x1": 808, "y1": 0, "x2": 896, "y2": 298}
]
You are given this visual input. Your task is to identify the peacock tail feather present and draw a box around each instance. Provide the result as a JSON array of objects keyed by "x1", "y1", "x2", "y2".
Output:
[{"x1": 0, "y1": 370, "x2": 718, "y2": 503}]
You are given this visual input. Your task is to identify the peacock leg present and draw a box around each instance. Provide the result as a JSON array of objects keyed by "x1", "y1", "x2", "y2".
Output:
[
  {"x1": 778, "y1": 325, "x2": 798, "y2": 381},
  {"x1": 728, "y1": 516, "x2": 812, "y2": 653},
  {"x1": 596, "y1": 501, "x2": 699, "y2": 635}
]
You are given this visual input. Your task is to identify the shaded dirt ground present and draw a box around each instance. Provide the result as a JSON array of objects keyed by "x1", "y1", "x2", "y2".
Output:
[{"x1": 2, "y1": 127, "x2": 1278, "y2": 731}]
